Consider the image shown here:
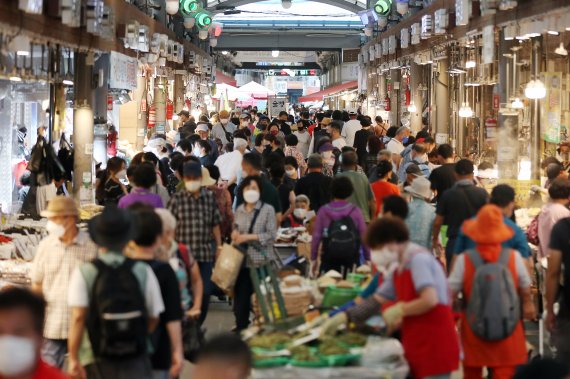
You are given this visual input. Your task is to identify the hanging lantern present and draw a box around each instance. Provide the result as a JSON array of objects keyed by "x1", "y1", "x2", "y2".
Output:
[
  {"x1": 165, "y1": 0, "x2": 179, "y2": 15},
  {"x1": 374, "y1": 0, "x2": 392, "y2": 16},
  {"x1": 396, "y1": 0, "x2": 408, "y2": 15}
]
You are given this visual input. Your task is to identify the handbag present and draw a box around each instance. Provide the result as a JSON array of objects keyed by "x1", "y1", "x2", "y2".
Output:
[
  {"x1": 182, "y1": 318, "x2": 205, "y2": 362},
  {"x1": 211, "y1": 206, "x2": 262, "y2": 292}
]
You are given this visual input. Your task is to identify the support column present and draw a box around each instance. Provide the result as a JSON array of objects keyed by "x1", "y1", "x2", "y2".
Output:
[
  {"x1": 434, "y1": 59, "x2": 450, "y2": 142},
  {"x1": 409, "y1": 62, "x2": 422, "y2": 133},
  {"x1": 133, "y1": 74, "x2": 148, "y2": 150},
  {"x1": 173, "y1": 74, "x2": 185, "y2": 115},
  {"x1": 72, "y1": 52, "x2": 95, "y2": 204},
  {"x1": 154, "y1": 76, "x2": 167, "y2": 134},
  {"x1": 497, "y1": 34, "x2": 518, "y2": 180},
  {"x1": 389, "y1": 70, "x2": 400, "y2": 127}
]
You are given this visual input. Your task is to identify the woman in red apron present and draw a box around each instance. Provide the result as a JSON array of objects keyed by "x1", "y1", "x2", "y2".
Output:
[{"x1": 321, "y1": 217, "x2": 460, "y2": 378}]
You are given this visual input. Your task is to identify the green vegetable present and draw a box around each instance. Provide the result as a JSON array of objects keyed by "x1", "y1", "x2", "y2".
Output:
[
  {"x1": 290, "y1": 345, "x2": 320, "y2": 362},
  {"x1": 318, "y1": 340, "x2": 349, "y2": 356},
  {"x1": 248, "y1": 332, "x2": 290, "y2": 349},
  {"x1": 337, "y1": 332, "x2": 367, "y2": 347}
]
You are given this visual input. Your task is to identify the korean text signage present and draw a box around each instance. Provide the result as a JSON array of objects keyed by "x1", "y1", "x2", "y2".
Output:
[
  {"x1": 109, "y1": 52, "x2": 138, "y2": 90},
  {"x1": 268, "y1": 97, "x2": 288, "y2": 118},
  {"x1": 267, "y1": 69, "x2": 317, "y2": 77}
]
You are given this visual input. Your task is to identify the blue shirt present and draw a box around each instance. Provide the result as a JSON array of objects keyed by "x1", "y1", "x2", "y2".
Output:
[
  {"x1": 405, "y1": 198, "x2": 436, "y2": 250},
  {"x1": 452, "y1": 215, "x2": 531, "y2": 258}
]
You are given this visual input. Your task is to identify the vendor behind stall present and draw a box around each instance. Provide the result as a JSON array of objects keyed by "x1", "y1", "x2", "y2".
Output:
[{"x1": 321, "y1": 217, "x2": 459, "y2": 379}]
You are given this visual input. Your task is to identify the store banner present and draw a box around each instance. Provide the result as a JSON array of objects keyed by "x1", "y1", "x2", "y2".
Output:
[
  {"x1": 482, "y1": 25, "x2": 494, "y2": 65},
  {"x1": 541, "y1": 72, "x2": 562, "y2": 143},
  {"x1": 268, "y1": 96, "x2": 288, "y2": 118},
  {"x1": 109, "y1": 52, "x2": 138, "y2": 90}
]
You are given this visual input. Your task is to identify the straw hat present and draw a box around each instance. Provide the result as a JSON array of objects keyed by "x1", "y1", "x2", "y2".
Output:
[
  {"x1": 201, "y1": 167, "x2": 216, "y2": 187},
  {"x1": 321, "y1": 117, "x2": 332, "y2": 126},
  {"x1": 404, "y1": 176, "x2": 432, "y2": 200},
  {"x1": 462, "y1": 204, "x2": 514, "y2": 244},
  {"x1": 40, "y1": 197, "x2": 79, "y2": 218}
]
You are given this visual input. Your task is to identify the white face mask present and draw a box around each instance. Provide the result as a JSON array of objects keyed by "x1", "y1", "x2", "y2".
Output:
[
  {"x1": 243, "y1": 189, "x2": 260, "y2": 204},
  {"x1": 293, "y1": 208, "x2": 307, "y2": 219},
  {"x1": 116, "y1": 169, "x2": 127, "y2": 180},
  {"x1": 286, "y1": 169, "x2": 296, "y2": 178},
  {"x1": 193, "y1": 147, "x2": 202, "y2": 157},
  {"x1": 371, "y1": 247, "x2": 399, "y2": 271},
  {"x1": 46, "y1": 220, "x2": 66, "y2": 238},
  {"x1": 220, "y1": 118, "x2": 229, "y2": 125},
  {"x1": 185, "y1": 180, "x2": 202, "y2": 193},
  {"x1": 322, "y1": 151, "x2": 333, "y2": 160},
  {"x1": 241, "y1": 121, "x2": 249, "y2": 127},
  {"x1": 0, "y1": 336, "x2": 37, "y2": 376}
]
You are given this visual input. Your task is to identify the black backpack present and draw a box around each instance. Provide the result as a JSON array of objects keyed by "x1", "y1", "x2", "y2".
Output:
[
  {"x1": 86, "y1": 259, "x2": 148, "y2": 360},
  {"x1": 322, "y1": 206, "x2": 361, "y2": 266}
]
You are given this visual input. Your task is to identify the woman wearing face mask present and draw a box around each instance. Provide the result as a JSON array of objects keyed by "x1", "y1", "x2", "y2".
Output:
[
  {"x1": 284, "y1": 135, "x2": 307, "y2": 175},
  {"x1": 231, "y1": 176, "x2": 277, "y2": 331},
  {"x1": 193, "y1": 140, "x2": 214, "y2": 167},
  {"x1": 282, "y1": 194, "x2": 311, "y2": 228},
  {"x1": 95, "y1": 156, "x2": 127, "y2": 206},
  {"x1": 268, "y1": 123, "x2": 284, "y2": 139},
  {"x1": 293, "y1": 120, "x2": 311, "y2": 158},
  {"x1": 118, "y1": 163, "x2": 164, "y2": 209},
  {"x1": 284, "y1": 156, "x2": 299, "y2": 184},
  {"x1": 318, "y1": 142, "x2": 336, "y2": 177},
  {"x1": 321, "y1": 217, "x2": 460, "y2": 379}
]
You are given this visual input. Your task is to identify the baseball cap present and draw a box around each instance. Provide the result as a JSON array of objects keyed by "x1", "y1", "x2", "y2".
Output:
[
  {"x1": 196, "y1": 124, "x2": 209, "y2": 133},
  {"x1": 240, "y1": 113, "x2": 250, "y2": 119}
]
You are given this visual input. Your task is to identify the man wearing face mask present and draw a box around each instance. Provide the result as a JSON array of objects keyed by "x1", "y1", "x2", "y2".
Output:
[
  {"x1": 167, "y1": 162, "x2": 222, "y2": 324},
  {"x1": 31, "y1": 197, "x2": 98, "y2": 369},
  {"x1": 0, "y1": 287, "x2": 68, "y2": 378},
  {"x1": 321, "y1": 218, "x2": 460, "y2": 379},
  {"x1": 211, "y1": 110, "x2": 237, "y2": 146}
]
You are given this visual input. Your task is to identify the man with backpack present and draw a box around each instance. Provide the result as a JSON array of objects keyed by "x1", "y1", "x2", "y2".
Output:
[
  {"x1": 448, "y1": 205, "x2": 535, "y2": 379},
  {"x1": 397, "y1": 143, "x2": 431, "y2": 183},
  {"x1": 128, "y1": 207, "x2": 183, "y2": 379},
  {"x1": 67, "y1": 206, "x2": 165, "y2": 379},
  {"x1": 311, "y1": 177, "x2": 370, "y2": 276}
]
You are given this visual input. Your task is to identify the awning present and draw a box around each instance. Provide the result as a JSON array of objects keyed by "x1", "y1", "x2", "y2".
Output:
[
  {"x1": 298, "y1": 81, "x2": 358, "y2": 103},
  {"x1": 215, "y1": 69, "x2": 237, "y2": 87}
]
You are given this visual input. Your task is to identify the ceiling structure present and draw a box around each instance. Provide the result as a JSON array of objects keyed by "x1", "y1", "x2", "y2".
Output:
[{"x1": 211, "y1": 0, "x2": 365, "y2": 71}]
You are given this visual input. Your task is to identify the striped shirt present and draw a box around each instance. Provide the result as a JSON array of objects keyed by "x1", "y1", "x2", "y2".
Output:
[{"x1": 30, "y1": 231, "x2": 98, "y2": 339}]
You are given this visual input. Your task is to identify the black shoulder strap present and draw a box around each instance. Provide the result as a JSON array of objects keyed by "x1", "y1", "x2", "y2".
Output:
[
  {"x1": 248, "y1": 204, "x2": 263, "y2": 234},
  {"x1": 458, "y1": 186, "x2": 475, "y2": 215}
]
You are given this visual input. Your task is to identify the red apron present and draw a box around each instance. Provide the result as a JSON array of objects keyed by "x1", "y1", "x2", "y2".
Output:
[{"x1": 394, "y1": 269, "x2": 460, "y2": 378}]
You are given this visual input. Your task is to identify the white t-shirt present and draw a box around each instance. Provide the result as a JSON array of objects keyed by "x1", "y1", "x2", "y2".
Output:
[
  {"x1": 386, "y1": 138, "x2": 405, "y2": 155},
  {"x1": 214, "y1": 150, "x2": 243, "y2": 182},
  {"x1": 332, "y1": 137, "x2": 347, "y2": 150},
  {"x1": 341, "y1": 119, "x2": 362, "y2": 147},
  {"x1": 68, "y1": 264, "x2": 165, "y2": 318}
]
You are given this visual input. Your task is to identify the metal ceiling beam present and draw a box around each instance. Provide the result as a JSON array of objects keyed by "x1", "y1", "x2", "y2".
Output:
[
  {"x1": 215, "y1": 33, "x2": 361, "y2": 50},
  {"x1": 209, "y1": 0, "x2": 365, "y2": 14}
]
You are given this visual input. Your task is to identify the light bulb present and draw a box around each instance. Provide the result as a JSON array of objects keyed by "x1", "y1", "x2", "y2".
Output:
[
  {"x1": 198, "y1": 29, "x2": 209, "y2": 40},
  {"x1": 465, "y1": 60, "x2": 476, "y2": 68},
  {"x1": 525, "y1": 79, "x2": 546, "y2": 99},
  {"x1": 209, "y1": 38, "x2": 218, "y2": 47},
  {"x1": 396, "y1": 1, "x2": 408, "y2": 15},
  {"x1": 511, "y1": 98, "x2": 524, "y2": 109},
  {"x1": 272, "y1": 50, "x2": 279, "y2": 58},
  {"x1": 407, "y1": 102, "x2": 416, "y2": 112},
  {"x1": 165, "y1": 0, "x2": 179, "y2": 15},
  {"x1": 221, "y1": 51, "x2": 229, "y2": 55},
  {"x1": 458, "y1": 102, "x2": 473, "y2": 118},
  {"x1": 555, "y1": 42, "x2": 568, "y2": 56},
  {"x1": 281, "y1": 0, "x2": 292, "y2": 8},
  {"x1": 184, "y1": 17, "x2": 196, "y2": 29}
]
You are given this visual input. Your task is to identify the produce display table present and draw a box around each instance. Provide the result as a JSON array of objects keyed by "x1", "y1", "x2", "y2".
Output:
[{"x1": 252, "y1": 361, "x2": 409, "y2": 379}]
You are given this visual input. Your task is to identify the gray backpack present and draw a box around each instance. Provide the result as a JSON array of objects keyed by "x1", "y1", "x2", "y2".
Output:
[{"x1": 465, "y1": 248, "x2": 520, "y2": 341}]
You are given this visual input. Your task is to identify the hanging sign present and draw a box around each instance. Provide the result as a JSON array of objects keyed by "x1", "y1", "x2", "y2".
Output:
[
  {"x1": 485, "y1": 118, "x2": 497, "y2": 140},
  {"x1": 107, "y1": 95, "x2": 113, "y2": 111},
  {"x1": 541, "y1": 72, "x2": 562, "y2": 143},
  {"x1": 482, "y1": 25, "x2": 495, "y2": 65},
  {"x1": 109, "y1": 51, "x2": 138, "y2": 90},
  {"x1": 268, "y1": 96, "x2": 288, "y2": 118}
]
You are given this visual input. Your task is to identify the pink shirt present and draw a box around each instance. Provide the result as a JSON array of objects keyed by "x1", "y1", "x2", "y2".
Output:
[{"x1": 538, "y1": 202, "x2": 570, "y2": 257}]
